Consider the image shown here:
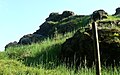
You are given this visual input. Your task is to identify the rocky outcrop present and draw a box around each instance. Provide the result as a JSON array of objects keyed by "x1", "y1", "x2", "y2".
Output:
[
  {"x1": 46, "y1": 13, "x2": 61, "y2": 22},
  {"x1": 60, "y1": 22, "x2": 120, "y2": 67},
  {"x1": 34, "y1": 11, "x2": 84, "y2": 36},
  {"x1": 91, "y1": 9, "x2": 108, "y2": 21},
  {"x1": 5, "y1": 11, "x2": 83, "y2": 49},
  {"x1": 18, "y1": 37, "x2": 31, "y2": 45},
  {"x1": 5, "y1": 34, "x2": 45, "y2": 49},
  {"x1": 114, "y1": 7, "x2": 120, "y2": 16},
  {"x1": 33, "y1": 22, "x2": 54, "y2": 36},
  {"x1": 34, "y1": 21, "x2": 80, "y2": 36},
  {"x1": 18, "y1": 34, "x2": 45, "y2": 45},
  {"x1": 46, "y1": 11, "x2": 74, "y2": 22},
  {"x1": 5, "y1": 41, "x2": 18, "y2": 50},
  {"x1": 61, "y1": 11, "x2": 74, "y2": 18},
  {"x1": 60, "y1": 30, "x2": 94, "y2": 67}
]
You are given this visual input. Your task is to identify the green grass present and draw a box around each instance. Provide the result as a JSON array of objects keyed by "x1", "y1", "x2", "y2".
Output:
[
  {"x1": 1, "y1": 60, "x2": 120, "y2": 75},
  {"x1": 0, "y1": 52, "x2": 8, "y2": 60},
  {"x1": 4, "y1": 32, "x2": 75, "y2": 68},
  {"x1": 102, "y1": 15, "x2": 120, "y2": 21}
]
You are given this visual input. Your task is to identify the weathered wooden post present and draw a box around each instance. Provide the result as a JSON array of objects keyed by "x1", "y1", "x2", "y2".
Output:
[{"x1": 92, "y1": 22, "x2": 101, "y2": 75}]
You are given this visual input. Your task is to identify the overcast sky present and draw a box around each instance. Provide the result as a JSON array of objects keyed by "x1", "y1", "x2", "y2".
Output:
[{"x1": 0, "y1": 0, "x2": 120, "y2": 51}]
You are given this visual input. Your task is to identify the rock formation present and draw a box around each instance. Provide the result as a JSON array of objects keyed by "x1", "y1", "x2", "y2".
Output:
[
  {"x1": 5, "y1": 10, "x2": 82, "y2": 49},
  {"x1": 46, "y1": 12, "x2": 61, "y2": 22},
  {"x1": 46, "y1": 11, "x2": 74, "y2": 22},
  {"x1": 91, "y1": 9, "x2": 108, "y2": 21},
  {"x1": 114, "y1": 7, "x2": 120, "y2": 16},
  {"x1": 5, "y1": 41, "x2": 18, "y2": 50},
  {"x1": 61, "y1": 11, "x2": 74, "y2": 18},
  {"x1": 18, "y1": 34, "x2": 45, "y2": 45},
  {"x1": 34, "y1": 11, "x2": 83, "y2": 36},
  {"x1": 60, "y1": 20, "x2": 120, "y2": 67}
]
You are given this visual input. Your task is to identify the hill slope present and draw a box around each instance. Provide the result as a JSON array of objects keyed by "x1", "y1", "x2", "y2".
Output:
[{"x1": 1, "y1": 8, "x2": 120, "y2": 75}]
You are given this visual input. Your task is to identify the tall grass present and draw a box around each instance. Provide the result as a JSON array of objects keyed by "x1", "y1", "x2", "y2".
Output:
[
  {"x1": 4, "y1": 31, "x2": 75, "y2": 68},
  {"x1": 0, "y1": 31, "x2": 120, "y2": 75},
  {"x1": 1, "y1": 59, "x2": 120, "y2": 75}
]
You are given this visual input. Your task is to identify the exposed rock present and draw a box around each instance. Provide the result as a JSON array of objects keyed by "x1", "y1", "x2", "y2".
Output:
[
  {"x1": 61, "y1": 11, "x2": 74, "y2": 18},
  {"x1": 46, "y1": 12, "x2": 61, "y2": 22},
  {"x1": 33, "y1": 21, "x2": 56, "y2": 36},
  {"x1": 19, "y1": 37, "x2": 31, "y2": 45},
  {"x1": 60, "y1": 29, "x2": 94, "y2": 67},
  {"x1": 60, "y1": 25, "x2": 120, "y2": 67},
  {"x1": 91, "y1": 9, "x2": 108, "y2": 21},
  {"x1": 114, "y1": 7, "x2": 120, "y2": 15},
  {"x1": 34, "y1": 21, "x2": 77, "y2": 36},
  {"x1": 46, "y1": 11, "x2": 74, "y2": 22},
  {"x1": 5, "y1": 11, "x2": 82, "y2": 49},
  {"x1": 5, "y1": 41, "x2": 18, "y2": 50},
  {"x1": 34, "y1": 22, "x2": 51, "y2": 36},
  {"x1": 34, "y1": 15, "x2": 84, "y2": 36},
  {"x1": 18, "y1": 34, "x2": 45, "y2": 45}
]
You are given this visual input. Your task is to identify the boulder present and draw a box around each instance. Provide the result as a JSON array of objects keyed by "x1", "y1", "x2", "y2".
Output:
[
  {"x1": 60, "y1": 26, "x2": 120, "y2": 67},
  {"x1": 46, "y1": 12, "x2": 61, "y2": 22},
  {"x1": 33, "y1": 21, "x2": 54, "y2": 36},
  {"x1": 46, "y1": 11, "x2": 74, "y2": 22},
  {"x1": 18, "y1": 34, "x2": 45, "y2": 45},
  {"x1": 19, "y1": 37, "x2": 31, "y2": 45},
  {"x1": 91, "y1": 9, "x2": 108, "y2": 21},
  {"x1": 114, "y1": 7, "x2": 120, "y2": 15},
  {"x1": 61, "y1": 11, "x2": 74, "y2": 18},
  {"x1": 5, "y1": 41, "x2": 18, "y2": 50},
  {"x1": 60, "y1": 29, "x2": 94, "y2": 67}
]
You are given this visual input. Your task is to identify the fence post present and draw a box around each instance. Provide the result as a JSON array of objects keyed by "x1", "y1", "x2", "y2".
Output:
[{"x1": 92, "y1": 22, "x2": 101, "y2": 75}]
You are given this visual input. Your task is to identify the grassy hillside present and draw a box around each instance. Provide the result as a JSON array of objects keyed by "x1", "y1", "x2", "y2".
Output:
[
  {"x1": 1, "y1": 35, "x2": 120, "y2": 75},
  {"x1": 1, "y1": 30, "x2": 120, "y2": 75},
  {"x1": 1, "y1": 13, "x2": 120, "y2": 75}
]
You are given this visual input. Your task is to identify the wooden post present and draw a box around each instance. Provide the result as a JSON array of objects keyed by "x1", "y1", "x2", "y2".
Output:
[{"x1": 92, "y1": 22, "x2": 101, "y2": 75}]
